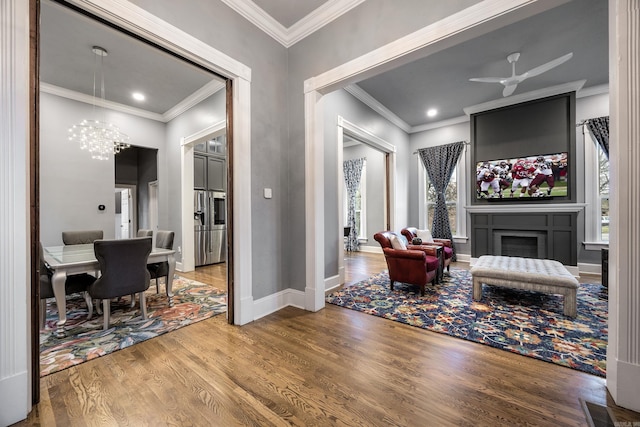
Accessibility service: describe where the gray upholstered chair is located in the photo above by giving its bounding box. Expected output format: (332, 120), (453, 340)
(39, 242), (95, 329)
(88, 237), (152, 330)
(62, 230), (104, 245)
(137, 229), (153, 237)
(147, 230), (175, 293)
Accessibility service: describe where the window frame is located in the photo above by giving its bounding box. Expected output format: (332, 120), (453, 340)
(583, 130), (610, 249)
(343, 159), (367, 241)
(417, 153), (467, 240)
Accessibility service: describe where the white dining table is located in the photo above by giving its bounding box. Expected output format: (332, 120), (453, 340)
(43, 243), (176, 337)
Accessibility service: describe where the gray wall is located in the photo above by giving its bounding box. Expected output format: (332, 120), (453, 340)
(323, 89), (410, 278)
(131, 0), (290, 300)
(288, 0), (480, 288)
(40, 92), (165, 246)
(129, 0), (474, 293)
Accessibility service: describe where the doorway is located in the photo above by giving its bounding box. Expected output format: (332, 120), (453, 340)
(337, 117), (396, 286)
(115, 186), (136, 239)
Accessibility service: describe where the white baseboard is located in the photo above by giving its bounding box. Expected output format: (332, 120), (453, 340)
(455, 253), (471, 263)
(578, 262), (603, 275)
(176, 261), (183, 272)
(0, 371), (29, 426)
(325, 273), (342, 293)
(358, 245), (382, 254)
(252, 288), (305, 321)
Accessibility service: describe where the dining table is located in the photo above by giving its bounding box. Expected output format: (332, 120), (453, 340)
(43, 243), (176, 337)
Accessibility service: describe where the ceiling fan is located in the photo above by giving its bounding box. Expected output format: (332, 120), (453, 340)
(469, 52), (573, 97)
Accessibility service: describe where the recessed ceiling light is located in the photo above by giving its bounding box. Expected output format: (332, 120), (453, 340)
(132, 92), (145, 101)
(427, 108), (438, 117)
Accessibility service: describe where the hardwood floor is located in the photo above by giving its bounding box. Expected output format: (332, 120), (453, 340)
(20, 253), (640, 426)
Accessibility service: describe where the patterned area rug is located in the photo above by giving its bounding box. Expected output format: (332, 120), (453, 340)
(40, 277), (226, 377)
(326, 269), (608, 377)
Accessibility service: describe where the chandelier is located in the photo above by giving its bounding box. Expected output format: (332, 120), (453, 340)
(68, 46), (130, 160)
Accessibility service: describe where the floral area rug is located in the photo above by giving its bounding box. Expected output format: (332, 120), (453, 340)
(326, 269), (608, 377)
(40, 276), (226, 377)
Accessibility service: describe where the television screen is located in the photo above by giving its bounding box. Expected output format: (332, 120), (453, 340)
(475, 152), (568, 200)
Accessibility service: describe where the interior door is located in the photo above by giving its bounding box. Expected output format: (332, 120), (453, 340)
(121, 189), (130, 238)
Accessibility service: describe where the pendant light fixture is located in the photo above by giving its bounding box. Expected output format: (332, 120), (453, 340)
(68, 46), (130, 160)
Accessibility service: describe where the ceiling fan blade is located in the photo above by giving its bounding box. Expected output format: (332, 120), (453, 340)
(503, 84), (518, 97)
(522, 52), (573, 79)
(469, 77), (506, 83)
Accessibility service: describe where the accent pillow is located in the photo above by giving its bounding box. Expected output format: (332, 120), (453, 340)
(389, 234), (407, 250)
(416, 229), (435, 243)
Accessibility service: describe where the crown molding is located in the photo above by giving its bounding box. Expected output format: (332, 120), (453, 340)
(345, 79), (604, 136)
(463, 80), (587, 116)
(344, 84), (411, 133)
(40, 82), (165, 121)
(163, 80), (226, 121)
(219, 0), (289, 46)
(287, 0), (366, 47)
(40, 80), (225, 123)
(577, 83), (609, 98)
(411, 115), (470, 133)
(221, 0), (365, 48)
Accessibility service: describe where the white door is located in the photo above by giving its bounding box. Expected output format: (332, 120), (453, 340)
(149, 181), (158, 245)
(121, 189), (130, 238)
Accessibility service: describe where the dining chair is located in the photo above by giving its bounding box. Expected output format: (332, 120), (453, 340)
(88, 237), (152, 330)
(39, 242), (95, 329)
(137, 229), (153, 237)
(147, 230), (175, 293)
(62, 230), (104, 245)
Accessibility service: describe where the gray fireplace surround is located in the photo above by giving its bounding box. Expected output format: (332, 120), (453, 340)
(468, 205), (582, 266)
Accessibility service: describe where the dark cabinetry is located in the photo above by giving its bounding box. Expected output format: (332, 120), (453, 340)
(194, 135), (226, 191)
(207, 157), (225, 191)
(194, 154), (207, 189)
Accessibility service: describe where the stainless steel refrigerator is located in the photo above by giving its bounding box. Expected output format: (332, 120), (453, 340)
(194, 190), (226, 266)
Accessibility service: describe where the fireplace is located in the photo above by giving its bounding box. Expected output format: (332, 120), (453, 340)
(493, 230), (546, 258)
(469, 210), (579, 265)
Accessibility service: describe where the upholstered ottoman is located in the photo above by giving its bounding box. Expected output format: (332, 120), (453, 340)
(470, 255), (579, 317)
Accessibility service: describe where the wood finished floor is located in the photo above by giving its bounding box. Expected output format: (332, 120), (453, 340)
(21, 252), (640, 426)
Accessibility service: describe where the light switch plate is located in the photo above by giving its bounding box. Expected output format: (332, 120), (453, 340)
(264, 188), (272, 199)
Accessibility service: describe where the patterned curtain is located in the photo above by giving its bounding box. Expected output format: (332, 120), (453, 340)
(586, 116), (609, 159)
(417, 141), (465, 260)
(343, 157), (365, 251)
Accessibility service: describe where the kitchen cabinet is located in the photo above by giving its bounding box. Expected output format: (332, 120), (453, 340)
(207, 157), (225, 191)
(194, 154), (206, 190)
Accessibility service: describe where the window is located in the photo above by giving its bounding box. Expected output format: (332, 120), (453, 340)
(423, 166), (458, 235)
(344, 160), (367, 239)
(584, 131), (609, 246)
(597, 143), (609, 241)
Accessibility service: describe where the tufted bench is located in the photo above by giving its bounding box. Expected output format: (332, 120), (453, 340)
(470, 255), (579, 317)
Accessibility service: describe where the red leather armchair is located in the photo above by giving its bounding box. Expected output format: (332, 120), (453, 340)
(373, 231), (440, 296)
(401, 227), (453, 274)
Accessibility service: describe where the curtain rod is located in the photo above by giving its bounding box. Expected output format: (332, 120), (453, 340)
(412, 141), (470, 155)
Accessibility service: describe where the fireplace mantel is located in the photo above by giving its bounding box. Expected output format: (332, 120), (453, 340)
(466, 203), (586, 214)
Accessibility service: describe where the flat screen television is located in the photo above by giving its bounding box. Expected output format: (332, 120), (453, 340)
(471, 92), (576, 203)
(475, 152), (568, 200)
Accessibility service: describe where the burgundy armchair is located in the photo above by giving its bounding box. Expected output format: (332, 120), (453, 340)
(401, 227), (453, 274)
(373, 231), (440, 296)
